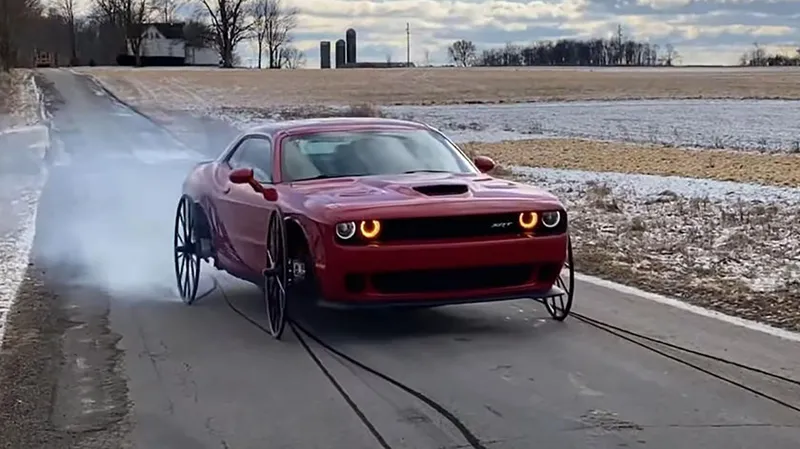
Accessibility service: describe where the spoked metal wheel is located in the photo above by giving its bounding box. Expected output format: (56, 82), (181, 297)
(263, 208), (288, 339)
(174, 196), (201, 304)
(546, 235), (574, 321)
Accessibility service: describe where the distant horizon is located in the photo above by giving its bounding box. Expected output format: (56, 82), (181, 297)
(73, 0), (800, 68)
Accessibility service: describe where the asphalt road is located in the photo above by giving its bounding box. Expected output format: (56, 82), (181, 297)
(13, 68), (800, 449)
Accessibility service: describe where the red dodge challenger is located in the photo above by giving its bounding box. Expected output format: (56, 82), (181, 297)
(174, 117), (574, 339)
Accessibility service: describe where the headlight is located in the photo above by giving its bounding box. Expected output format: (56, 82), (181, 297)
(542, 211), (561, 228)
(335, 221), (356, 240)
(518, 212), (538, 230)
(359, 220), (381, 239)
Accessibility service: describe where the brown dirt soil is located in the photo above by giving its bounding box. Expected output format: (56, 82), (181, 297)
(80, 67), (800, 106)
(464, 139), (800, 188)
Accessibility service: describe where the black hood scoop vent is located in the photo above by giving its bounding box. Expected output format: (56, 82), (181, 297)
(412, 184), (469, 196)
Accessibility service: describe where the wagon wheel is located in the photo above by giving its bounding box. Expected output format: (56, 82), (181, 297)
(174, 196), (201, 305)
(263, 208), (288, 339)
(546, 235), (574, 321)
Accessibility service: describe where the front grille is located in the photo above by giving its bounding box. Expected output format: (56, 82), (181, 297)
(380, 213), (522, 242)
(370, 264), (534, 294)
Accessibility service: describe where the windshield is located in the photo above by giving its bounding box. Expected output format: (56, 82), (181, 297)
(279, 129), (477, 182)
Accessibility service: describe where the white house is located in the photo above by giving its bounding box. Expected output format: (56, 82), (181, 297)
(128, 23), (218, 66)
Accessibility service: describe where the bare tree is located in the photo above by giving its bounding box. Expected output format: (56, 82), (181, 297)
(662, 43), (679, 66)
(94, 0), (149, 66)
(1, 0), (43, 69)
(150, 0), (183, 22)
(447, 39), (476, 67)
(250, 0), (266, 68)
(251, 0), (296, 69)
(422, 48), (430, 66)
(58, 0), (78, 64)
(200, 0), (253, 67)
(385, 52), (391, 64)
(279, 45), (304, 69)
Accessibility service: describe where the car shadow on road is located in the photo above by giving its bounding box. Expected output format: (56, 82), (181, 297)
(213, 274), (568, 345)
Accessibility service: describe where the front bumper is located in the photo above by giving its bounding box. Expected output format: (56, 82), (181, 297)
(314, 233), (569, 306)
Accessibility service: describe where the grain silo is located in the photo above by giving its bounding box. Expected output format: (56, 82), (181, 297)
(320, 41), (331, 69)
(335, 39), (346, 68)
(345, 28), (357, 65)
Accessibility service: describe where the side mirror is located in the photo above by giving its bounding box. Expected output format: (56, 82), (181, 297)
(228, 167), (278, 202)
(229, 167), (254, 184)
(473, 155), (496, 173)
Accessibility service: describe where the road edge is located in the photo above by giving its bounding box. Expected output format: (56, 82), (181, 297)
(0, 71), (51, 349)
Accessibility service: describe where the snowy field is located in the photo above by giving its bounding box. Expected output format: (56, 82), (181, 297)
(215, 99), (800, 152)
(384, 100), (800, 152)
(0, 71), (47, 347)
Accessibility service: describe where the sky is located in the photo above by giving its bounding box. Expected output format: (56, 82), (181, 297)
(244, 0), (800, 68)
(77, 0), (800, 67)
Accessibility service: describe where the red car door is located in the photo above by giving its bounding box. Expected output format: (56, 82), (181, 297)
(210, 135), (275, 281)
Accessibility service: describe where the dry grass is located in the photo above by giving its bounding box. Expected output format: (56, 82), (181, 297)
(0, 71), (14, 114)
(464, 139), (800, 188)
(0, 70), (38, 130)
(520, 174), (800, 332)
(81, 66), (800, 107)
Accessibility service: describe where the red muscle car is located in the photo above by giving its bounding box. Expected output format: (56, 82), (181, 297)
(173, 117), (575, 339)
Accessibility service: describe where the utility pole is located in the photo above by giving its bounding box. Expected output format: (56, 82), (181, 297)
(406, 22), (410, 67)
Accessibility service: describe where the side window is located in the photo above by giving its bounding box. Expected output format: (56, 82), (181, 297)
(228, 137), (273, 183)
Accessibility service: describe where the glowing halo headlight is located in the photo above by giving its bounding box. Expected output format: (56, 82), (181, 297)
(335, 221), (357, 240)
(542, 211), (561, 228)
(359, 220), (381, 239)
(518, 212), (538, 231)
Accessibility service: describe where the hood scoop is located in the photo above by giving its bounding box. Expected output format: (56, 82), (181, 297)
(412, 184), (469, 196)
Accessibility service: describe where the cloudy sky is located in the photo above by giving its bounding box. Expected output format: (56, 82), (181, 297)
(236, 0), (797, 68)
(75, 0), (798, 67)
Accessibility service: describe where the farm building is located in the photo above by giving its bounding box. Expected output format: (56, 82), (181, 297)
(122, 23), (218, 66)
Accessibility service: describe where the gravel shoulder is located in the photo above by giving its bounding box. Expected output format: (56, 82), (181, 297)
(0, 70), (40, 130)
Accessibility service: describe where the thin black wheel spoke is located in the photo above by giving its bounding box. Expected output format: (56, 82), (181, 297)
(174, 197), (202, 305)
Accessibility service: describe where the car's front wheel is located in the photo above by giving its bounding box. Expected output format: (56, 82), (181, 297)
(263, 208), (289, 339)
(545, 235), (574, 321)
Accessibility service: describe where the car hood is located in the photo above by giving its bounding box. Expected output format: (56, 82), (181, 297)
(287, 172), (564, 222)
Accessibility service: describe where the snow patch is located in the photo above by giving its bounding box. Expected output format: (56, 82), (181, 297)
(513, 165), (800, 302)
(382, 100), (800, 153)
(0, 73), (49, 349)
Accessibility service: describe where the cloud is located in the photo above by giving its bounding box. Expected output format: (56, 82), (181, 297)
(97, 0), (798, 67)
(272, 0), (799, 67)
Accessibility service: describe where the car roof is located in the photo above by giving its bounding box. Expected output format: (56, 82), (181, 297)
(247, 116), (432, 135)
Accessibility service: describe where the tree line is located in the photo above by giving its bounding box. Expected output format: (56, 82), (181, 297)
(739, 42), (800, 66)
(0, 0), (303, 71)
(447, 27), (681, 67)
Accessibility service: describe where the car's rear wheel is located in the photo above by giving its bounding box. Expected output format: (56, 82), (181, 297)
(263, 208), (288, 339)
(174, 196), (201, 305)
(546, 235), (574, 321)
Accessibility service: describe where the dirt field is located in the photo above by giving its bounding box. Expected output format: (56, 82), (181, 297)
(81, 66), (800, 106)
(464, 139), (800, 188)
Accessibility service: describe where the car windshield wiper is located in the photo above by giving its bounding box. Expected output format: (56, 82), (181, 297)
(402, 169), (454, 174)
